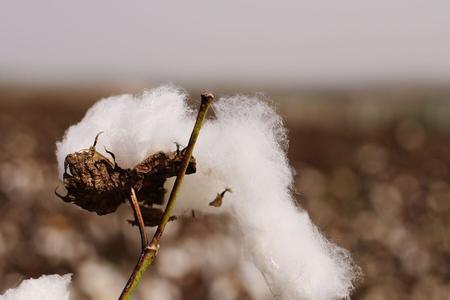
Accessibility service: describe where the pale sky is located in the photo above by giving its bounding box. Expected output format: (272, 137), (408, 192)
(1, 0), (450, 86)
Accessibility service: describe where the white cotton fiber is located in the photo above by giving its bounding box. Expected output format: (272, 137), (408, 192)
(0, 274), (71, 300)
(56, 85), (360, 300)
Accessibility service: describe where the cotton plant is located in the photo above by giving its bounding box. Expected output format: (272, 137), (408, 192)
(3, 86), (360, 300)
(0, 274), (71, 300)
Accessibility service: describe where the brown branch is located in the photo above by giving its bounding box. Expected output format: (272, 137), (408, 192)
(128, 188), (148, 250)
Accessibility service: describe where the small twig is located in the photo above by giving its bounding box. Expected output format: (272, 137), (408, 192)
(129, 188), (148, 250)
(118, 92), (214, 300)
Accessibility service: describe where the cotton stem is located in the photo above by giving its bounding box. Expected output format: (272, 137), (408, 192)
(118, 92), (214, 300)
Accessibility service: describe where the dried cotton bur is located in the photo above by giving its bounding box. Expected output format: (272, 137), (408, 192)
(56, 86), (361, 300)
(56, 132), (196, 225)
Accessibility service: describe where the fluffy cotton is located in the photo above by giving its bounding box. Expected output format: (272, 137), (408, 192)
(56, 85), (359, 300)
(0, 274), (71, 300)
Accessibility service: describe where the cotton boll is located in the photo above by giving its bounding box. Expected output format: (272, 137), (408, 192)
(238, 260), (272, 300)
(0, 274), (71, 300)
(34, 226), (91, 262)
(157, 234), (240, 279)
(138, 278), (181, 300)
(56, 86), (360, 300)
(56, 86), (193, 176)
(78, 259), (125, 300)
(209, 275), (239, 300)
(176, 96), (359, 299)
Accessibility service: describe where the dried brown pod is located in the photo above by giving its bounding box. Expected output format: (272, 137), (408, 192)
(128, 206), (164, 227)
(134, 148), (196, 206)
(56, 133), (196, 219)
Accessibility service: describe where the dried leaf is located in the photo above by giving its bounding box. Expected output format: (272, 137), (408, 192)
(209, 188), (232, 207)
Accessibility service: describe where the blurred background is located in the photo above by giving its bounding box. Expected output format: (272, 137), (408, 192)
(0, 1), (449, 299)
